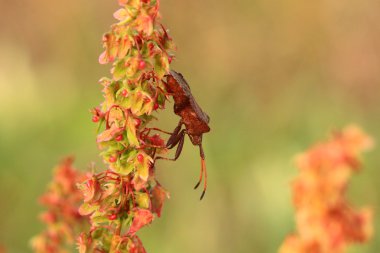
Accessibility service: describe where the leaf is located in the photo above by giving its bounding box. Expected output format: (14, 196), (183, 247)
(112, 149), (137, 175)
(101, 182), (117, 199)
(128, 235), (147, 253)
(128, 209), (153, 235)
(100, 33), (118, 64)
(126, 120), (140, 147)
(108, 108), (126, 128)
(154, 54), (169, 79)
(112, 59), (127, 81)
(125, 0), (140, 17)
(118, 36), (132, 58)
(164, 38), (176, 52)
(91, 211), (111, 226)
(97, 126), (124, 143)
(125, 57), (139, 80)
(78, 178), (100, 202)
(151, 184), (169, 217)
(118, 0), (128, 6)
(135, 152), (152, 181)
(110, 234), (123, 253)
(78, 202), (97, 216)
(132, 174), (147, 192)
(135, 192), (150, 209)
(106, 33), (119, 61)
(99, 77), (112, 87)
(114, 8), (128, 21)
(77, 233), (90, 253)
(130, 92), (144, 115)
(136, 162), (149, 182)
(135, 12), (153, 36)
(101, 79), (116, 109)
(139, 99), (153, 115)
(117, 162), (134, 176)
(99, 51), (109, 65)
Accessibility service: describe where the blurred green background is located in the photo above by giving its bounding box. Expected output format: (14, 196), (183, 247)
(0, 0), (379, 252)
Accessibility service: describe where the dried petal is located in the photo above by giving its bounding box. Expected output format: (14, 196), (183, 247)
(114, 8), (128, 21)
(97, 126), (124, 143)
(129, 209), (154, 235)
(151, 184), (169, 217)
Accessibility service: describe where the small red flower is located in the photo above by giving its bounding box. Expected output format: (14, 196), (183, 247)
(115, 135), (123, 141)
(138, 60), (146, 70)
(109, 156), (117, 163)
(92, 115), (100, 123)
(135, 118), (142, 128)
(137, 154), (144, 163)
(108, 214), (117, 220)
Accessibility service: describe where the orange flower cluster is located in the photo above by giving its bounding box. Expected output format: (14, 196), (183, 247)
(31, 158), (88, 253)
(77, 0), (175, 252)
(279, 126), (374, 253)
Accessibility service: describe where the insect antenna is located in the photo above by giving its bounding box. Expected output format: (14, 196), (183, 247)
(194, 144), (207, 200)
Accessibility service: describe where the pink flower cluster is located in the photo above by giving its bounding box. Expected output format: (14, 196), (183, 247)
(279, 126), (374, 253)
(77, 0), (175, 252)
(31, 158), (88, 253)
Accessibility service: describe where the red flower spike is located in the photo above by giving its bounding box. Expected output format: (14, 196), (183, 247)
(115, 135), (123, 141)
(137, 154), (144, 163)
(168, 56), (173, 64)
(92, 115), (100, 123)
(66, 0), (177, 251)
(138, 60), (146, 70)
(109, 156), (117, 163)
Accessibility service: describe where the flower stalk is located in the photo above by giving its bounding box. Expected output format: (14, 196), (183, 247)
(78, 0), (175, 252)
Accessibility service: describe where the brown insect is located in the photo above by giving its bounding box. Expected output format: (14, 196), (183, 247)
(155, 70), (211, 200)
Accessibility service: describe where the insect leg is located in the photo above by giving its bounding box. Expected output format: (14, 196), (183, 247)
(146, 127), (173, 136)
(166, 121), (183, 149)
(174, 130), (186, 160)
(155, 129), (186, 162)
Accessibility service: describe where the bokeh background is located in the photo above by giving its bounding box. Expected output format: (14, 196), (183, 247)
(0, 0), (379, 252)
